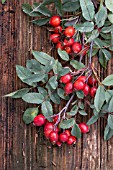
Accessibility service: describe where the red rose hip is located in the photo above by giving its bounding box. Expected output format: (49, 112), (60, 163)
(88, 76), (97, 86)
(49, 131), (58, 143)
(72, 42), (82, 53)
(50, 34), (60, 43)
(90, 86), (97, 97)
(67, 136), (76, 145)
(49, 16), (60, 27)
(77, 76), (86, 82)
(79, 123), (89, 133)
(64, 46), (72, 54)
(64, 82), (73, 94)
(83, 84), (90, 96)
(44, 122), (54, 139)
(57, 141), (62, 147)
(64, 26), (75, 37)
(65, 129), (71, 137)
(56, 42), (64, 50)
(54, 26), (62, 33)
(60, 73), (72, 84)
(74, 80), (85, 91)
(64, 38), (74, 46)
(53, 115), (59, 123)
(33, 114), (45, 126)
(59, 133), (68, 142)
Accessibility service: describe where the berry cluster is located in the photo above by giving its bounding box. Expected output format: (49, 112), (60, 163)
(33, 114), (89, 147)
(60, 73), (97, 98)
(49, 16), (87, 55)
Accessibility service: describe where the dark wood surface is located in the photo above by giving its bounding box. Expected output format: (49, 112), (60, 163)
(1, 1), (113, 170)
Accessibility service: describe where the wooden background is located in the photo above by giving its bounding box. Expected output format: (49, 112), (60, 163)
(1, 0), (113, 170)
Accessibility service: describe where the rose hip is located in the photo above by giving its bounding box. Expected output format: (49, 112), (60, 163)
(74, 80), (85, 91)
(67, 136), (76, 145)
(49, 16), (60, 27)
(64, 82), (73, 94)
(59, 133), (68, 142)
(72, 42), (82, 53)
(83, 84), (90, 96)
(79, 123), (89, 133)
(60, 73), (72, 84)
(33, 114), (45, 126)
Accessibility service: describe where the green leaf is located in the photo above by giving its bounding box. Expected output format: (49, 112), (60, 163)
(105, 91), (111, 103)
(59, 67), (70, 76)
(58, 48), (69, 61)
(94, 85), (105, 112)
(44, 58), (55, 73)
(32, 18), (50, 26)
(32, 3), (52, 17)
(2, 0), (6, 4)
(49, 76), (58, 89)
(108, 97), (113, 113)
(93, 108), (99, 116)
(68, 105), (78, 116)
(22, 4), (41, 17)
(32, 51), (51, 65)
(22, 93), (44, 104)
(38, 87), (48, 97)
(102, 49), (111, 60)
(102, 74), (113, 86)
(57, 88), (69, 100)
(41, 101), (53, 122)
(71, 123), (81, 138)
(70, 60), (85, 70)
(99, 50), (107, 68)
(87, 29), (99, 43)
(107, 90), (113, 96)
(87, 115), (99, 125)
(26, 59), (41, 73)
(59, 118), (75, 129)
(4, 88), (29, 98)
(79, 0), (95, 21)
(23, 73), (45, 83)
(76, 90), (84, 99)
(54, 0), (62, 16)
(108, 114), (113, 129)
(79, 110), (87, 115)
(95, 5), (107, 28)
(16, 65), (36, 86)
(101, 25), (113, 33)
(75, 22), (94, 32)
(23, 108), (38, 124)
(53, 60), (62, 75)
(105, 0), (113, 12)
(42, 0), (54, 5)
(94, 38), (107, 48)
(49, 90), (61, 104)
(104, 125), (113, 140)
(79, 102), (84, 109)
(109, 31), (113, 51)
(62, 1), (80, 12)
(108, 14), (113, 24)
(101, 103), (109, 114)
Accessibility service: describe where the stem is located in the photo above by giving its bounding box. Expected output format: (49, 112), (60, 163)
(46, 94), (75, 129)
(89, 41), (94, 65)
(79, 33), (84, 62)
(55, 94), (75, 126)
(91, 64), (102, 85)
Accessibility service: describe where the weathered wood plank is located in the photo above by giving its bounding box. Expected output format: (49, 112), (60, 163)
(1, 1), (113, 170)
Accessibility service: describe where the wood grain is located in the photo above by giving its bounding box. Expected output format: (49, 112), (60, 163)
(0, 1), (113, 170)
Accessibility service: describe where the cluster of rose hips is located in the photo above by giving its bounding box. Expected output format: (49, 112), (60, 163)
(60, 73), (97, 97)
(49, 16), (87, 55)
(33, 114), (89, 147)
